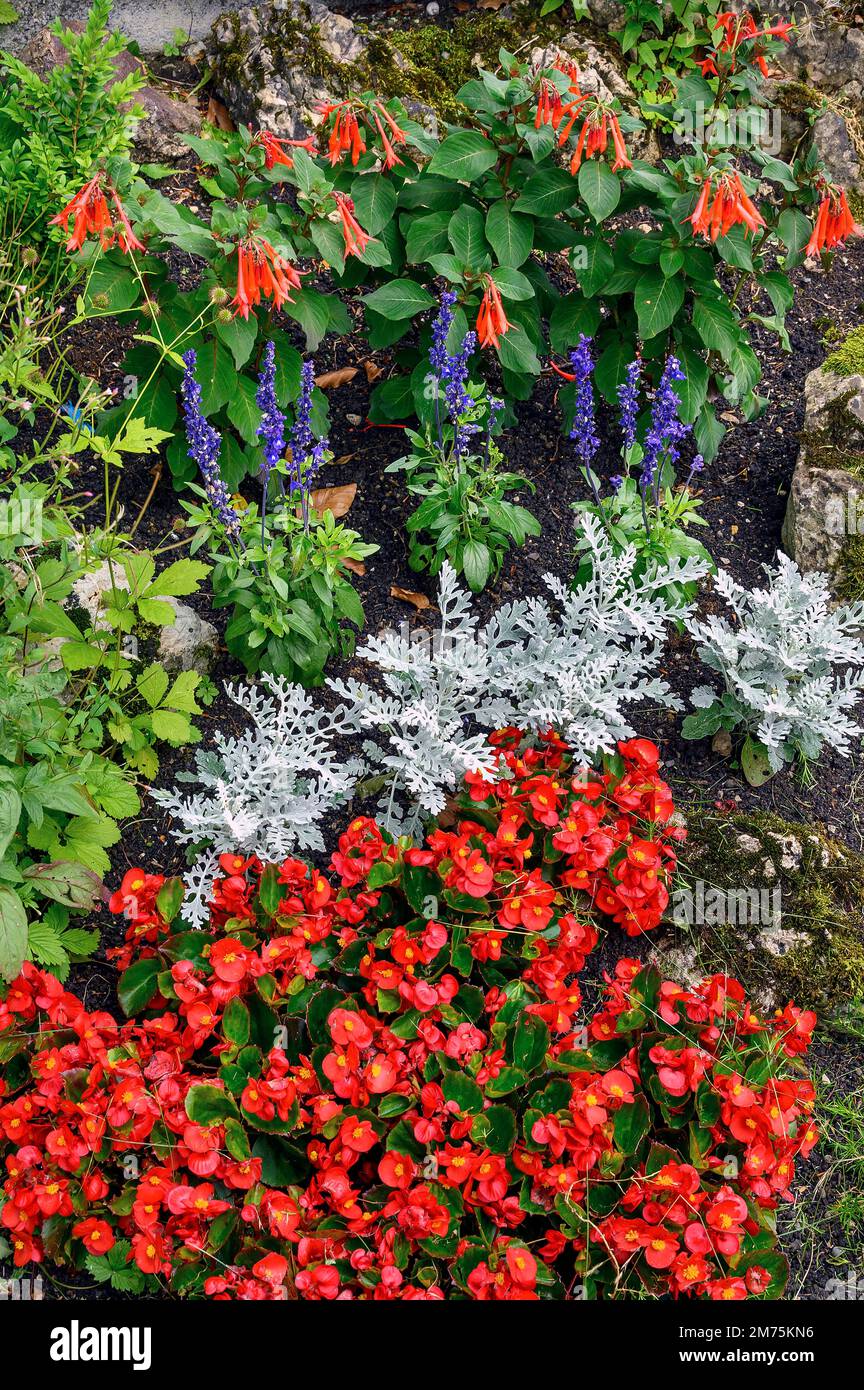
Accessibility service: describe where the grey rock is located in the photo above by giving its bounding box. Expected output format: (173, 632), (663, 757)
(585, 0), (629, 28)
(735, 833), (762, 855)
(810, 109), (863, 194)
(70, 561), (218, 673)
(3, 1), (224, 56)
(651, 938), (704, 990)
(766, 831), (803, 871)
(775, 2), (864, 102)
(756, 919), (809, 958)
(71, 561), (129, 631)
(209, 2), (366, 138)
(158, 602), (219, 674)
(782, 366), (864, 579)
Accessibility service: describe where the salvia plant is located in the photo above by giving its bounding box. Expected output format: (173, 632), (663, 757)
(386, 291), (540, 591)
(683, 554), (864, 783)
(568, 335), (713, 595)
(181, 347), (377, 685)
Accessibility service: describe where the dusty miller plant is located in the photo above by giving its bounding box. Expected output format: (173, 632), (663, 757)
(330, 515), (708, 830)
(157, 517), (709, 909)
(151, 676), (363, 926)
(683, 553), (864, 778)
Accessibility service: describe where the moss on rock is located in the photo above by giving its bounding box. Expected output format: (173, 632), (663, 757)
(825, 325), (864, 379)
(211, 1), (630, 128)
(656, 809), (864, 1013)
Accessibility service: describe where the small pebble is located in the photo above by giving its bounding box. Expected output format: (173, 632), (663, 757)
(426, 1), (440, 13)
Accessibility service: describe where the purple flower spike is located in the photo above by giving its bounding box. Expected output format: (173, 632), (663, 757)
(427, 291), (481, 461)
(639, 354), (689, 492)
(568, 334), (599, 467)
(617, 359), (642, 452)
(289, 359), (330, 530)
(256, 340), (286, 486)
(181, 349), (242, 546)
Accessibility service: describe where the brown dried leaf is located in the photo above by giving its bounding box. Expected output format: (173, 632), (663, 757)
(206, 97), (235, 131)
(315, 366), (359, 389)
(343, 557), (366, 576)
(310, 483), (357, 518)
(390, 585), (432, 611)
(363, 360), (383, 383)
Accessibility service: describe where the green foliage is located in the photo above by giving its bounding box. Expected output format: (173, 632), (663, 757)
(0, 0), (143, 248)
(388, 415), (540, 593)
(0, 491), (208, 980)
(614, 0), (720, 111)
(186, 488), (377, 686)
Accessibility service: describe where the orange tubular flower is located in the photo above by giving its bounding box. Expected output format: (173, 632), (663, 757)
(372, 100), (407, 160)
(535, 78), (565, 130)
(476, 276), (510, 350)
(708, 11), (793, 78)
(563, 105), (631, 174)
(332, 191), (370, 257)
(371, 110), (403, 170)
(319, 97), (406, 170)
(51, 174), (144, 254)
(231, 235), (304, 319)
(806, 186), (862, 256)
(320, 100), (367, 166)
(688, 171), (765, 242)
(253, 129), (316, 170)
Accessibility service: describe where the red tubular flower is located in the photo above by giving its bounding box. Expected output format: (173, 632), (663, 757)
(320, 99), (366, 165)
(51, 174), (144, 254)
(371, 100), (407, 168)
(806, 186), (862, 256)
(476, 275), (510, 350)
(253, 129), (316, 169)
(688, 171), (765, 242)
(320, 97), (407, 168)
(535, 78), (565, 129)
(707, 12), (793, 78)
(332, 191), (370, 257)
(562, 103), (631, 174)
(231, 234), (304, 318)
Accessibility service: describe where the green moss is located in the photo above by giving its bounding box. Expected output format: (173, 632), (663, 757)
(848, 189), (864, 224)
(773, 78), (827, 117)
(215, 2), (604, 123)
(825, 325), (864, 379)
(834, 533), (864, 602)
(356, 6), (584, 121)
(674, 809), (864, 1012)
